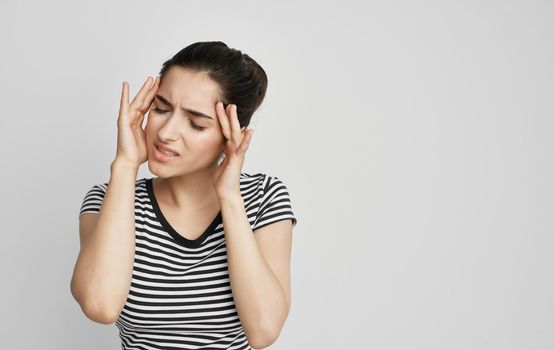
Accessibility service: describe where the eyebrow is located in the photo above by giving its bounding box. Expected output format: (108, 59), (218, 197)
(154, 94), (214, 120)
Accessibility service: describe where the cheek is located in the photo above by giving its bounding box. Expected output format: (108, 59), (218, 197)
(144, 115), (175, 136)
(195, 133), (225, 152)
(144, 122), (155, 141)
(144, 115), (157, 131)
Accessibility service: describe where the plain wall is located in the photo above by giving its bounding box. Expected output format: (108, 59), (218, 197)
(1, 0), (553, 348)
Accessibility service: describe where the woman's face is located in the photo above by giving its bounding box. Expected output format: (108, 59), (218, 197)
(145, 66), (226, 177)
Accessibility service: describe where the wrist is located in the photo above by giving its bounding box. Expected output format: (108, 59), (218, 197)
(111, 158), (140, 174)
(217, 190), (243, 204)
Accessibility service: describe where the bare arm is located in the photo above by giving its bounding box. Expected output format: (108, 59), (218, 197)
(70, 159), (138, 324)
(220, 194), (291, 349)
(71, 76), (159, 323)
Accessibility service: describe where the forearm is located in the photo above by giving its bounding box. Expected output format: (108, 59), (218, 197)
(219, 193), (288, 345)
(72, 159), (138, 319)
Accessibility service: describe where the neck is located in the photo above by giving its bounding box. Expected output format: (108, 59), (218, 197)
(153, 167), (220, 211)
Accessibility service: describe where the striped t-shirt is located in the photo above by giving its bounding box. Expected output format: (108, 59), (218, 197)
(78, 172), (298, 350)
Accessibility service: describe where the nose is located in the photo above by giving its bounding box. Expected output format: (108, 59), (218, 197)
(157, 111), (182, 141)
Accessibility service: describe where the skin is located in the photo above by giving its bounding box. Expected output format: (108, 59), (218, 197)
(118, 67), (291, 347)
(143, 66), (252, 210)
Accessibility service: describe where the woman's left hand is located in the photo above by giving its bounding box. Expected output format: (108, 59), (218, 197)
(212, 102), (254, 200)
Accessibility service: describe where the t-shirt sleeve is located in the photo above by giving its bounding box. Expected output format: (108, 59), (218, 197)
(79, 183), (108, 217)
(253, 176), (298, 231)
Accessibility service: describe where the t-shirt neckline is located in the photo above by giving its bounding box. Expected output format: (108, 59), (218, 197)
(145, 177), (222, 248)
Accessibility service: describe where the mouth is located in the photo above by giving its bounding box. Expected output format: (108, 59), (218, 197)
(153, 144), (179, 161)
(154, 142), (180, 155)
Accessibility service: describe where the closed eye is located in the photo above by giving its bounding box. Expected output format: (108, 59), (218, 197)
(189, 121), (206, 131)
(153, 107), (168, 114)
(152, 107), (207, 132)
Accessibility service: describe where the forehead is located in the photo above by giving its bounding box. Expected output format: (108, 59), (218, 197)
(158, 66), (221, 106)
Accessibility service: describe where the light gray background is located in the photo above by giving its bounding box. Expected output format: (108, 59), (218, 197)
(1, 0), (553, 349)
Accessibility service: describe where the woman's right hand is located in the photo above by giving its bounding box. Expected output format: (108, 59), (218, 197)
(114, 76), (160, 168)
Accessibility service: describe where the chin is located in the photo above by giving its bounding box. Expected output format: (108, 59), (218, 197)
(147, 158), (166, 178)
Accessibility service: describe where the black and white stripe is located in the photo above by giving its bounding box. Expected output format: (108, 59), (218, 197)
(78, 173), (297, 349)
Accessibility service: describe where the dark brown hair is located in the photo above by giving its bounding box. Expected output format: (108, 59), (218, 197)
(159, 41), (268, 128)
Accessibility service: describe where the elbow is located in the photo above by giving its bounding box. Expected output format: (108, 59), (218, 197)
(247, 321), (281, 349)
(83, 307), (116, 324)
(248, 302), (290, 349)
(78, 296), (119, 325)
(82, 303), (118, 324)
(70, 280), (119, 324)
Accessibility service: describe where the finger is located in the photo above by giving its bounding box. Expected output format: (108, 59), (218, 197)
(134, 113), (145, 129)
(140, 75), (160, 112)
(238, 128), (253, 154)
(130, 76), (154, 110)
(227, 104), (241, 145)
(216, 101), (232, 142)
(134, 115), (145, 138)
(120, 81), (129, 116)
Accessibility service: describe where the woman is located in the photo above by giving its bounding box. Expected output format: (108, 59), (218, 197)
(71, 41), (298, 349)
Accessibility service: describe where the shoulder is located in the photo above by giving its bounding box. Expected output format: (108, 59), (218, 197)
(240, 172), (283, 190)
(240, 172), (266, 192)
(82, 177), (148, 197)
(240, 172), (294, 198)
(247, 172), (298, 230)
(84, 181), (109, 195)
(240, 172), (266, 182)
